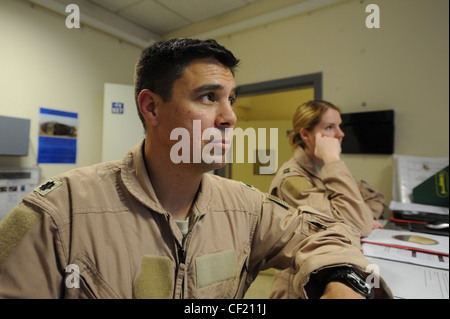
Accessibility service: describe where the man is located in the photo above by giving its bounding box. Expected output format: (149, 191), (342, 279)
(0, 38), (391, 299)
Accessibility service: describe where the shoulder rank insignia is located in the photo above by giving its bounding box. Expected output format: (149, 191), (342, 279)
(34, 179), (62, 196)
(264, 194), (297, 213)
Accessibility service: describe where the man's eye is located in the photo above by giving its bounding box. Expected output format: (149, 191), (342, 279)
(229, 97), (236, 106)
(200, 93), (215, 102)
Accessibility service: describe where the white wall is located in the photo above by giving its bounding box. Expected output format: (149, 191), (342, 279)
(0, 0), (141, 181)
(102, 83), (145, 162)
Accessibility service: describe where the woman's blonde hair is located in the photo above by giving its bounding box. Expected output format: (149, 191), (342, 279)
(289, 100), (341, 149)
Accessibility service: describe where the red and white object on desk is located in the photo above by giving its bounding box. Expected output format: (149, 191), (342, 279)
(361, 228), (449, 256)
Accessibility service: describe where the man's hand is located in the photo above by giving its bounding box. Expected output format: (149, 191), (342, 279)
(320, 281), (366, 299)
(314, 133), (341, 165)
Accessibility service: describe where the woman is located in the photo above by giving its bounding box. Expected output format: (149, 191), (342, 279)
(269, 100), (385, 298)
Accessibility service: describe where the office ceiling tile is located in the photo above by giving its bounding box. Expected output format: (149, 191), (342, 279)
(89, 0), (141, 12)
(157, 0), (248, 23)
(119, 0), (191, 34)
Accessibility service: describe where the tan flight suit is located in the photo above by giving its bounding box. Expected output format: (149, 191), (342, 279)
(0, 140), (391, 299)
(269, 147), (385, 299)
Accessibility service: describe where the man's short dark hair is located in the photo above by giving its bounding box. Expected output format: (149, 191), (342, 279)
(134, 38), (240, 127)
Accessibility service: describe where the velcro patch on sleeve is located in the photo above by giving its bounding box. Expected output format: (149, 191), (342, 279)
(196, 250), (237, 288)
(281, 176), (312, 199)
(0, 206), (42, 268)
(134, 256), (173, 299)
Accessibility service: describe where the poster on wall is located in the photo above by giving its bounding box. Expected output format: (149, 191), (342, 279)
(37, 107), (78, 164)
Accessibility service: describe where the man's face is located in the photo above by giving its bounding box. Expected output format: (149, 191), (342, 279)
(155, 58), (237, 171)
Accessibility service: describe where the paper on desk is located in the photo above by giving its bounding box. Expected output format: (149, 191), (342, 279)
(366, 256), (449, 299)
(362, 243), (449, 270)
(361, 229), (449, 256)
(389, 200), (449, 215)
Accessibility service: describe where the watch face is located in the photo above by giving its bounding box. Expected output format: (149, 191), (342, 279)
(345, 272), (374, 298)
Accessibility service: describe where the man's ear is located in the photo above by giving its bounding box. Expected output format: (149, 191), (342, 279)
(138, 89), (159, 127)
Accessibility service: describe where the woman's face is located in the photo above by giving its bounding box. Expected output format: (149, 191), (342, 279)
(303, 108), (345, 151)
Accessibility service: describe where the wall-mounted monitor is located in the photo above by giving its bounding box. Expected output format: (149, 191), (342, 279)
(341, 110), (394, 154)
(0, 115), (31, 156)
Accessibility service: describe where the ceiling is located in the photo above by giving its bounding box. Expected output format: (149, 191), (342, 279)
(85, 0), (263, 35)
(27, 0), (346, 48)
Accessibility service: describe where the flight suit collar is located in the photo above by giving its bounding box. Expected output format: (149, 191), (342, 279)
(194, 173), (213, 218)
(121, 139), (166, 215)
(121, 139), (212, 218)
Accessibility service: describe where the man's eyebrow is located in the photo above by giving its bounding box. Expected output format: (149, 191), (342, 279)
(193, 84), (223, 94)
(193, 84), (238, 96)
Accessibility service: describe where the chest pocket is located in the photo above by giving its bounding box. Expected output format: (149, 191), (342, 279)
(65, 254), (121, 299)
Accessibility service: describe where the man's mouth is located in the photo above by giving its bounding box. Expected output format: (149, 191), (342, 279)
(207, 138), (231, 151)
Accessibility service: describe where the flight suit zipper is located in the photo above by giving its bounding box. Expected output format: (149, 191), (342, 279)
(177, 235), (187, 264)
(177, 215), (200, 264)
(169, 212), (202, 298)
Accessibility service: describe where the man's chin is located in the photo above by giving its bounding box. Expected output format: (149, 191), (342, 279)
(201, 156), (227, 172)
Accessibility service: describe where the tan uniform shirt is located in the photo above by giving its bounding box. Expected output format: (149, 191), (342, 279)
(269, 147), (385, 298)
(0, 140), (391, 299)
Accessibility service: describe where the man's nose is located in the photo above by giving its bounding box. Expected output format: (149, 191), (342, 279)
(216, 102), (237, 128)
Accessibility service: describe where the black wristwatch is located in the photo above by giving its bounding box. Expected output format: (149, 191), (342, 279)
(323, 267), (375, 299)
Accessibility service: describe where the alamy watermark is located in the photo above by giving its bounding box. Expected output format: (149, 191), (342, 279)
(65, 3), (380, 30)
(65, 264), (80, 288)
(365, 263), (380, 288)
(170, 120), (278, 174)
(365, 4), (380, 29)
(65, 4), (80, 29)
